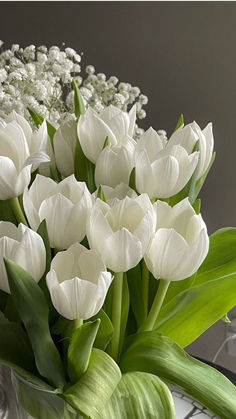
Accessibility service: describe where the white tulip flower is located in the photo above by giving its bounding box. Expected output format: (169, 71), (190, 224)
(54, 120), (78, 177)
(23, 174), (93, 249)
(95, 141), (135, 188)
(168, 121), (214, 179)
(0, 222), (46, 293)
(93, 183), (137, 205)
(0, 116), (50, 200)
(77, 105), (136, 164)
(46, 243), (113, 320)
(145, 198), (209, 281)
(87, 194), (155, 272)
(135, 127), (199, 199)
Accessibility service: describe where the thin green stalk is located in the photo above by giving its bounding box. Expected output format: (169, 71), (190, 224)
(10, 197), (28, 225)
(139, 279), (170, 332)
(142, 260), (149, 319)
(109, 272), (123, 361)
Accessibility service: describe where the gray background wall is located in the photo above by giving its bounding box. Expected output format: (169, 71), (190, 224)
(1, 1), (236, 372)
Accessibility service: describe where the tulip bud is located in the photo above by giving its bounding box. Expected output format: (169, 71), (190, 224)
(134, 127), (199, 199)
(0, 221), (46, 293)
(23, 174), (93, 249)
(168, 121), (214, 179)
(87, 194), (155, 272)
(145, 198), (209, 281)
(77, 105), (136, 164)
(54, 120), (78, 177)
(46, 243), (113, 320)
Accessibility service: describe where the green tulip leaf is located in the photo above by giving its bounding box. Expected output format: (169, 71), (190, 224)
(27, 107), (56, 143)
(156, 272), (236, 347)
(68, 319), (100, 383)
(4, 258), (65, 388)
(74, 137), (96, 193)
(120, 332), (236, 419)
(195, 227), (236, 285)
(0, 199), (17, 224)
(127, 264), (146, 328)
(174, 113), (184, 131)
(89, 309), (114, 350)
(97, 185), (107, 202)
(64, 348), (121, 418)
(100, 371), (175, 419)
(72, 80), (85, 118)
(119, 274), (130, 357)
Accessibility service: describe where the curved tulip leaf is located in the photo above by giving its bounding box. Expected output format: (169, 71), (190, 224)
(119, 275), (130, 357)
(163, 273), (196, 306)
(174, 113), (184, 131)
(64, 348), (121, 418)
(120, 332), (236, 419)
(129, 167), (137, 192)
(100, 371), (175, 419)
(156, 272), (236, 347)
(68, 319), (100, 383)
(89, 309), (114, 350)
(195, 227), (236, 285)
(27, 107), (56, 142)
(14, 373), (75, 419)
(0, 199), (17, 224)
(4, 258), (65, 389)
(72, 80), (85, 118)
(37, 219), (51, 276)
(74, 138), (96, 193)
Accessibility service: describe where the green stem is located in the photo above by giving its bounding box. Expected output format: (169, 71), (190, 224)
(142, 260), (149, 319)
(139, 279), (170, 332)
(74, 318), (83, 329)
(109, 272), (123, 361)
(10, 197), (28, 225)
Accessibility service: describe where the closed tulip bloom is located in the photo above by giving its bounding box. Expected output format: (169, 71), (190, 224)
(135, 127), (199, 200)
(87, 194), (155, 272)
(167, 121), (214, 179)
(0, 221), (46, 293)
(0, 117), (50, 199)
(46, 243), (113, 320)
(54, 120), (78, 177)
(23, 174), (93, 249)
(95, 140), (135, 188)
(77, 105), (136, 164)
(145, 198), (209, 281)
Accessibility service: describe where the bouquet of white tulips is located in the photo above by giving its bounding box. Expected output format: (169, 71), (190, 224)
(0, 78), (236, 419)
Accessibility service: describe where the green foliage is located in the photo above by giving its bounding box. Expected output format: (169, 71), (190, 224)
(121, 332), (236, 419)
(67, 320), (100, 383)
(89, 309), (114, 350)
(156, 272), (236, 347)
(174, 113), (184, 131)
(97, 185), (107, 202)
(100, 371), (175, 419)
(74, 138), (96, 193)
(64, 349), (121, 418)
(72, 80), (85, 118)
(4, 258), (65, 388)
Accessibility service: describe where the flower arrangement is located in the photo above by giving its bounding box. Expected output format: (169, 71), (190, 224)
(0, 42), (236, 419)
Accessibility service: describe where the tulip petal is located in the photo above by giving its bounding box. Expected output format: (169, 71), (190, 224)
(133, 211), (154, 253)
(168, 125), (198, 154)
(24, 150), (50, 171)
(6, 111), (33, 148)
(135, 150), (156, 198)
(77, 107), (117, 163)
(39, 193), (74, 249)
(151, 155), (179, 198)
(54, 121), (78, 177)
(145, 228), (189, 281)
(137, 127), (165, 162)
(78, 249), (106, 284)
(0, 236), (19, 293)
(0, 156), (18, 199)
(87, 205), (113, 252)
(95, 146), (133, 188)
(201, 122), (214, 179)
(0, 221), (20, 241)
(128, 105), (136, 138)
(103, 228), (143, 272)
(14, 227), (46, 282)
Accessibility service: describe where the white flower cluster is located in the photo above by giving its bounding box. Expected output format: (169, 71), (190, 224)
(0, 42), (148, 138)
